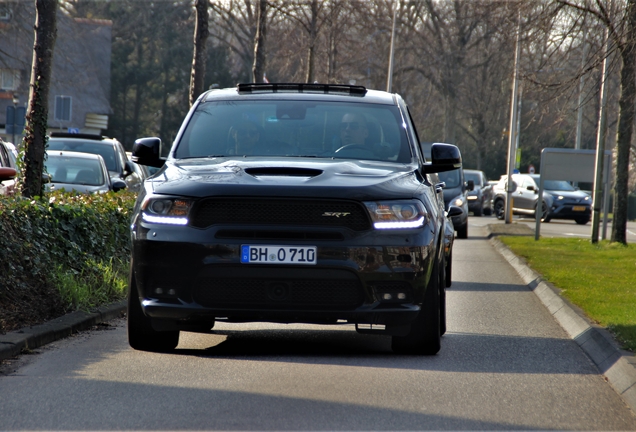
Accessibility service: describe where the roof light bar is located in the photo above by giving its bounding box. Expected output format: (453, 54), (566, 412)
(237, 83), (367, 96)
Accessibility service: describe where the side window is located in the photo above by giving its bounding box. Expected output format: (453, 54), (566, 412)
(0, 144), (9, 167)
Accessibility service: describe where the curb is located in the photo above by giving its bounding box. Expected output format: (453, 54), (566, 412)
(487, 225), (636, 413)
(0, 300), (127, 362)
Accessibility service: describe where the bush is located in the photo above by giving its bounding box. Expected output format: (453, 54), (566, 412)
(0, 190), (137, 333)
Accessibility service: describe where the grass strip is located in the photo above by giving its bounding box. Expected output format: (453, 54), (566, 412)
(499, 236), (636, 352)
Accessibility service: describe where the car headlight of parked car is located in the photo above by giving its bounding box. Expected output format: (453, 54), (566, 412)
(451, 195), (465, 207)
(364, 200), (428, 229)
(141, 196), (193, 225)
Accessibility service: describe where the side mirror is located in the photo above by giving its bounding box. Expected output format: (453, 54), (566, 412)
(466, 180), (475, 191)
(422, 143), (462, 173)
(111, 178), (127, 192)
(124, 160), (135, 177)
(42, 172), (52, 184)
(447, 206), (463, 218)
(132, 137), (165, 169)
(0, 167), (17, 181)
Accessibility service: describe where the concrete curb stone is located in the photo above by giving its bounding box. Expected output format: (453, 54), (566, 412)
(486, 223), (636, 413)
(0, 300), (127, 361)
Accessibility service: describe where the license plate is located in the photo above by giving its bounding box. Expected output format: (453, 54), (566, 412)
(572, 206), (586, 211)
(241, 245), (317, 265)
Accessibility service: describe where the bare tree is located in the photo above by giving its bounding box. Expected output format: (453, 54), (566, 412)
(190, 0), (210, 106)
(21, 0), (58, 198)
(557, 0), (636, 244)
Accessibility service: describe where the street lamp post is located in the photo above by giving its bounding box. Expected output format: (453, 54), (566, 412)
(11, 95), (19, 146)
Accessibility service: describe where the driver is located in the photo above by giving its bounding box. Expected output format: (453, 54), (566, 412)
(339, 113), (369, 147)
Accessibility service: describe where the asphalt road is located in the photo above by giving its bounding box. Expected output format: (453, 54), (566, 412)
(0, 224), (635, 430)
(472, 213), (636, 243)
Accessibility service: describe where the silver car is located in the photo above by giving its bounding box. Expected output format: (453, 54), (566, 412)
(45, 150), (126, 194)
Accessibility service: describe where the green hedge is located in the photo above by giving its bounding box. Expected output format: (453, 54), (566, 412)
(0, 190), (138, 333)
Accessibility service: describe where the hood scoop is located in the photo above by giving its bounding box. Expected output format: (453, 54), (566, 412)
(244, 167), (323, 177)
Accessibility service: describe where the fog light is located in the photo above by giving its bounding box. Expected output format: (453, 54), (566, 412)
(155, 288), (164, 295)
(383, 293), (393, 300)
(397, 293), (406, 300)
(168, 289), (176, 296)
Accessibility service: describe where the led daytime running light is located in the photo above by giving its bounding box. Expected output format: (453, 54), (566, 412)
(374, 216), (425, 229)
(142, 212), (189, 225)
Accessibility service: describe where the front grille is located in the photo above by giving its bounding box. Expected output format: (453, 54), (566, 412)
(215, 229), (344, 241)
(190, 198), (371, 231)
(193, 278), (364, 310)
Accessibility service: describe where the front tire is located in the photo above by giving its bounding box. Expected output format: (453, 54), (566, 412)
(128, 275), (179, 352)
(494, 199), (505, 220)
(536, 201), (550, 222)
(392, 256), (442, 355)
(456, 222), (468, 239)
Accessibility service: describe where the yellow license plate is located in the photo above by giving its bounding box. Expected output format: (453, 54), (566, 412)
(572, 206), (586, 211)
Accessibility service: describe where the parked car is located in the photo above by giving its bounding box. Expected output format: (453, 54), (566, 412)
(128, 82), (463, 355)
(464, 169), (493, 216)
(493, 174), (592, 224)
(0, 139), (18, 196)
(47, 133), (143, 192)
(44, 150), (126, 194)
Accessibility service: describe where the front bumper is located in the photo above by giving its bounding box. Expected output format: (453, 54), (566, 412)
(131, 219), (437, 329)
(549, 203), (592, 220)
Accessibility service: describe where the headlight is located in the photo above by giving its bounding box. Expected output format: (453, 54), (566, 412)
(452, 195), (465, 207)
(467, 195), (478, 201)
(141, 197), (193, 225)
(364, 200), (428, 229)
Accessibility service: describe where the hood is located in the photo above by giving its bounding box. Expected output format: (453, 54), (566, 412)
(147, 157), (423, 201)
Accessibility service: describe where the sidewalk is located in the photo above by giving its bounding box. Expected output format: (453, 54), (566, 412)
(0, 300), (126, 360)
(485, 222), (636, 413)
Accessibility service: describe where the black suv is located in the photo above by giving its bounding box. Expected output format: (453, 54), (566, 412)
(47, 133), (143, 192)
(128, 83), (462, 355)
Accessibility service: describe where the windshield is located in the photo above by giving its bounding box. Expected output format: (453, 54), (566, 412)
(542, 180), (577, 191)
(45, 155), (105, 186)
(464, 172), (482, 186)
(174, 100), (412, 163)
(47, 140), (119, 173)
(437, 169), (462, 188)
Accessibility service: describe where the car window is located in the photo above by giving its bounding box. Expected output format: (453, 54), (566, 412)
(48, 140), (119, 173)
(0, 143), (11, 168)
(464, 172), (482, 186)
(174, 100), (412, 163)
(45, 155), (105, 185)
(438, 169), (461, 188)
(542, 180), (577, 191)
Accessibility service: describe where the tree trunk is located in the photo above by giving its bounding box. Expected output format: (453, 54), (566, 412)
(190, 0), (209, 106)
(252, 0), (267, 83)
(304, 0), (318, 83)
(612, 0), (636, 244)
(21, 0), (58, 198)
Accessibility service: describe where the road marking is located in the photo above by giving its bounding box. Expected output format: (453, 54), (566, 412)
(564, 233), (588, 237)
